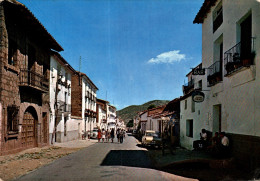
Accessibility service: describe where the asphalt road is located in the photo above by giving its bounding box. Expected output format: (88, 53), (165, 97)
(15, 134), (197, 181)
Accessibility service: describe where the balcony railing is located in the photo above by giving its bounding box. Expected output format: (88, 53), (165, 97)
(19, 69), (49, 91)
(224, 38), (255, 76)
(183, 79), (194, 94)
(207, 61), (222, 87)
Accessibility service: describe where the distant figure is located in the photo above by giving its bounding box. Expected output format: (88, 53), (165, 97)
(111, 128), (115, 143)
(102, 128), (106, 143)
(87, 130), (91, 141)
(119, 129), (124, 143)
(98, 129), (102, 142)
(82, 130), (86, 140)
(116, 128), (120, 143)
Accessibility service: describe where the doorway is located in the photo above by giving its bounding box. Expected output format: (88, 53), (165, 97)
(213, 105), (222, 133)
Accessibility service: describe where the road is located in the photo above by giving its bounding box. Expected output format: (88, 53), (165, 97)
(16, 134), (197, 181)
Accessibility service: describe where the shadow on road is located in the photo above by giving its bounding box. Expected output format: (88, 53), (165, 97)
(100, 150), (152, 169)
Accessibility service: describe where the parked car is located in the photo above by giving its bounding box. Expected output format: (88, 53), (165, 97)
(142, 130), (162, 148)
(90, 128), (98, 139)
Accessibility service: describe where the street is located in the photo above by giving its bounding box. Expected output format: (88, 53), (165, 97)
(15, 135), (196, 181)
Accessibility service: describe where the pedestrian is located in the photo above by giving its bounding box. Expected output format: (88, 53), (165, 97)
(87, 130), (91, 141)
(119, 129), (124, 143)
(102, 128), (106, 143)
(116, 128), (120, 143)
(111, 128), (115, 143)
(82, 130), (86, 140)
(97, 129), (101, 142)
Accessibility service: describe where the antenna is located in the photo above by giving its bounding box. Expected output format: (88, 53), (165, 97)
(79, 56), (82, 72)
(106, 91), (107, 100)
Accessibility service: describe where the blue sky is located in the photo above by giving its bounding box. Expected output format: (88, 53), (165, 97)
(18, 0), (204, 110)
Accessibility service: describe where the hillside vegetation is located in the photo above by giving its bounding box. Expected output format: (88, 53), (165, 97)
(117, 100), (170, 124)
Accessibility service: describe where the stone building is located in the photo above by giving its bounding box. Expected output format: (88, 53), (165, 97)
(0, 0), (63, 155)
(71, 72), (98, 136)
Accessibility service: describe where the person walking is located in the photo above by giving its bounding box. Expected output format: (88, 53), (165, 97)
(111, 128), (115, 143)
(102, 128), (106, 143)
(119, 129), (124, 143)
(116, 128), (120, 143)
(97, 129), (101, 143)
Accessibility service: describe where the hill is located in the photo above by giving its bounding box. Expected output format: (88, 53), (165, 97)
(117, 100), (170, 124)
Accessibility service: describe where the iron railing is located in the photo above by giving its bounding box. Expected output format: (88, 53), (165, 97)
(207, 61), (222, 86)
(224, 38), (255, 76)
(19, 69), (49, 91)
(183, 79), (194, 94)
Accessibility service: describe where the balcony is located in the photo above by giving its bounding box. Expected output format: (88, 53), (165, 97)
(19, 69), (49, 92)
(224, 38), (255, 76)
(57, 101), (71, 116)
(183, 79), (194, 94)
(207, 61), (222, 87)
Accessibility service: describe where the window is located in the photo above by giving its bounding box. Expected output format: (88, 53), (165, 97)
(191, 100), (195, 113)
(8, 39), (17, 66)
(186, 119), (193, 138)
(213, 3), (223, 32)
(64, 117), (67, 136)
(7, 106), (19, 134)
(184, 100), (187, 110)
(198, 80), (202, 90)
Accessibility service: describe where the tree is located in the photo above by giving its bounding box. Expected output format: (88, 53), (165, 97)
(147, 104), (156, 110)
(126, 119), (133, 127)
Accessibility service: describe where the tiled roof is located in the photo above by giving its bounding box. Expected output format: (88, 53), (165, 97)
(51, 51), (77, 74)
(77, 71), (99, 90)
(3, 0), (63, 51)
(193, 0), (218, 24)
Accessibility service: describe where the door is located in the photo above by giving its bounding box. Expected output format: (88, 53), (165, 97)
(240, 14), (252, 59)
(213, 105), (221, 133)
(22, 111), (36, 148)
(42, 112), (48, 143)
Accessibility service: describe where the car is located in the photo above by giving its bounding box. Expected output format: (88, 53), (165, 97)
(141, 130), (162, 148)
(90, 129), (98, 139)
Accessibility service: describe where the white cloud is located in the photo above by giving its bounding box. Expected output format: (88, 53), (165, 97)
(148, 50), (186, 64)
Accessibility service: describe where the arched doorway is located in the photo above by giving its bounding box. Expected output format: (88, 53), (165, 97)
(21, 106), (38, 148)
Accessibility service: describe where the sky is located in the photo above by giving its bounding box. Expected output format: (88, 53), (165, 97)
(18, 0), (204, 110)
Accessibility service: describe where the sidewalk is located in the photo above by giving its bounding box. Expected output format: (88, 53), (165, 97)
(53, 138), (98, 148)
(147, 147), (254, 181)
(0, 139), (97, 181)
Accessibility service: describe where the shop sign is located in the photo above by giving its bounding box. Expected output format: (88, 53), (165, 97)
(192, 91), (205, 103)
(192, 68), (205, 75)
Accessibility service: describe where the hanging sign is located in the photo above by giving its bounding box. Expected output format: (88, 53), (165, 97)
(192, 91), (205, 103)
(192, 68), (205, 75)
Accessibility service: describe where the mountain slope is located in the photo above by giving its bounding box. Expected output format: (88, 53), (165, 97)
(117, 100), (170, 124)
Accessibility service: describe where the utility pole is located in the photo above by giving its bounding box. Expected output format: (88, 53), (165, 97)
(79, 56), (81, 72)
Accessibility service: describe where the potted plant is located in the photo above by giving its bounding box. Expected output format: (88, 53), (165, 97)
(242, 51), (256, 67)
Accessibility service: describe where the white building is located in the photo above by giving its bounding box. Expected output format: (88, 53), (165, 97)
(49, 52), (79, 143)
(107, 105), (117, 130)
(96, 98), (109, 130)
(181, 0), (260, 168)
(180, 64), (204, 150)
(82, 74), (98, 133)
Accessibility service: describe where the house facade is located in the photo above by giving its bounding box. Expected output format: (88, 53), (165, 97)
(49, 52), (79, 143)
(180, 64), (204, 150)
(0, 0), (63, 155)
(71, 72), (98, 136)
(96, 98), (109, 130)
(107, 105), (116, 130)
(190, 0), (260, 168)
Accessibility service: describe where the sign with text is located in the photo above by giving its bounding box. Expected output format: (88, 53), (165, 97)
(192, 68), (205, 75)
(192, 91), (205, 103)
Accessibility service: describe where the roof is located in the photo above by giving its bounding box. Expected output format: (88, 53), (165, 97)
(2, 0), (63, 51)
(77, 71), (99, 90)
(97, 98), (109, 104)
(147, 105), (166, 117)
(51, 51), (77, 74)
(193, 0), (218, 24)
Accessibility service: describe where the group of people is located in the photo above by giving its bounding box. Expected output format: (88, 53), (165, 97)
(193, 129), (230, 157)
(97, 128), (125, 143)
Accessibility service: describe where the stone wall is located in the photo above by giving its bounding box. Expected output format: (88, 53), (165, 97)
(71, 73), (82, 118)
